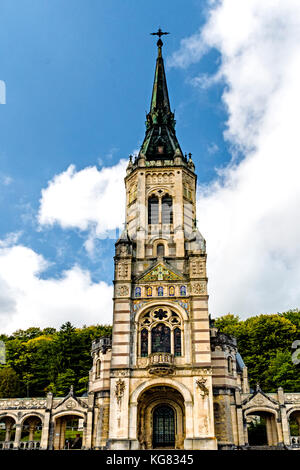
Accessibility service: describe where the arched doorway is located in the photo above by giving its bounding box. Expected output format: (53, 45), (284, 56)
(246, 411), (278, 447)
(53, 414), (84, 450)
(137, 385), (185, 449)
(153, 405), (175, 448)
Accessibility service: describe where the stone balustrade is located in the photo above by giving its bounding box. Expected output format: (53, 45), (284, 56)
(147, 352), (175, 375)
(0, 441), (14, 450)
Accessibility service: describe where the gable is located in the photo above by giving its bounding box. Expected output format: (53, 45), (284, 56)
(242, 391), (279, 409)
(54, 395), (88, 412)
(139, 263), (184, 282)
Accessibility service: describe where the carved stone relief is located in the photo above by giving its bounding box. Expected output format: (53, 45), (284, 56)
(190, 259), (205, 277)
(115, 379), (126, 406)
(117, 262), (129, 280)
(191, 281), (207, 295)
(116, 285), (130, 297)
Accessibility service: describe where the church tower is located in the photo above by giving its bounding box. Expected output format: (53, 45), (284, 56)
(90, 32), (218, 450)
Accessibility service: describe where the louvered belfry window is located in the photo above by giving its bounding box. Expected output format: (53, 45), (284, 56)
(162, 195), (173, 224)
(148, 195), (159, 224)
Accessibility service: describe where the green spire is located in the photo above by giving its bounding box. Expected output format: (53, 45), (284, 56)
(139, 33), (183, 160)
(149, 39), (172, 122)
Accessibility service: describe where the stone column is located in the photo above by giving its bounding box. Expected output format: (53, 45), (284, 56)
(84, 394), (94, 449)
(265, 416), (273, 445)
(277, 388), (290, 445)
(60, 419), (67, 449)
(13, 423), (22, 449)
(235, 390), (245, 446)
(40, 411), (51, 449)
(28, 419), (37, 442)
(242, 367), (250, 394)
(5, 419), (13, 442)
(128, 402), (137, 442)
(296, 415), (300, 435)
(243, 416), (248, 446)
(276, 418), (284, 446)
(184, 320), (191, 364)
(185, 401), (194, 439)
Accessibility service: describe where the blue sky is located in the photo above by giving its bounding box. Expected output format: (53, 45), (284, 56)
(0, 0), (228, 278)
(1, 0), (300, 333)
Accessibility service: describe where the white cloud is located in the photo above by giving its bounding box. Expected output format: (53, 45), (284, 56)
(172, 0), (300, 317)
(0, 240), (113, 334)
(0, 173), (12, 186)
(38, 160), (127, 253)
(207, 142), (219, 155)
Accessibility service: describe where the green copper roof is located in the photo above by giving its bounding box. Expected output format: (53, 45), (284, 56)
(150, 45), (171, 118)
(139, 40), (183, 160)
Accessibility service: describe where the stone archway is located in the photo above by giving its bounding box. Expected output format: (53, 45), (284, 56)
(137, 385), (185, 449)
(245, 409), (279, 447)
(20, 415), (42, 449)
(0, 416), (16, 449)
(288, 409), (300, 446)
(53, 413), (84, 450)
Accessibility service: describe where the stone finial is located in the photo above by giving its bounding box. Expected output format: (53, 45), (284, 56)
(138, 153), (146, 167)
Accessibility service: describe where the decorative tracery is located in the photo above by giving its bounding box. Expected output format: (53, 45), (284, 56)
(139, 307), (183, 357)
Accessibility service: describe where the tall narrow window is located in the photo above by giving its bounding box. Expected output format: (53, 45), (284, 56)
(162, 195), (173, 224)
(96, 359), (101, 378)
(157, 244), (165, 257)
(174, 328), (182, 356)
(151, 323), (171, 353)
(141, 329), (148, 357)
(148, 195), (159, 224)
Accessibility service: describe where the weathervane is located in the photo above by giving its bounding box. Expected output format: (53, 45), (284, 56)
(150, 28), (170, 47)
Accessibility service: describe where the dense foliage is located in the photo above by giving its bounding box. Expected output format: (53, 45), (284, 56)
(0, 322), (112, 398)
(215, 309), (300, 392)
(0, 310), (299, 398)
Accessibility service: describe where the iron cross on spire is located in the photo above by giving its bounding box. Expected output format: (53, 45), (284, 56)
(150, 28), (170, 47)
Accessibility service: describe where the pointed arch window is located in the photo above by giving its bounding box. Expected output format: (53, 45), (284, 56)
(148, 195), (159, 224)
(162, 195), (173, 224)
(141, 329), (149, 357)
(174, 328), (181, 357)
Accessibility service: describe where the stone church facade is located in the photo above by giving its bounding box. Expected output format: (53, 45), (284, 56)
(1, 37), (300, 451)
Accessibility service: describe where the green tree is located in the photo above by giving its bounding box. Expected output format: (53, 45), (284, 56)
(0, 367), (20, 397)
(214, 312), (300, 391)
(55, 369), (76, 396)
(264, 351), (300, 392)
